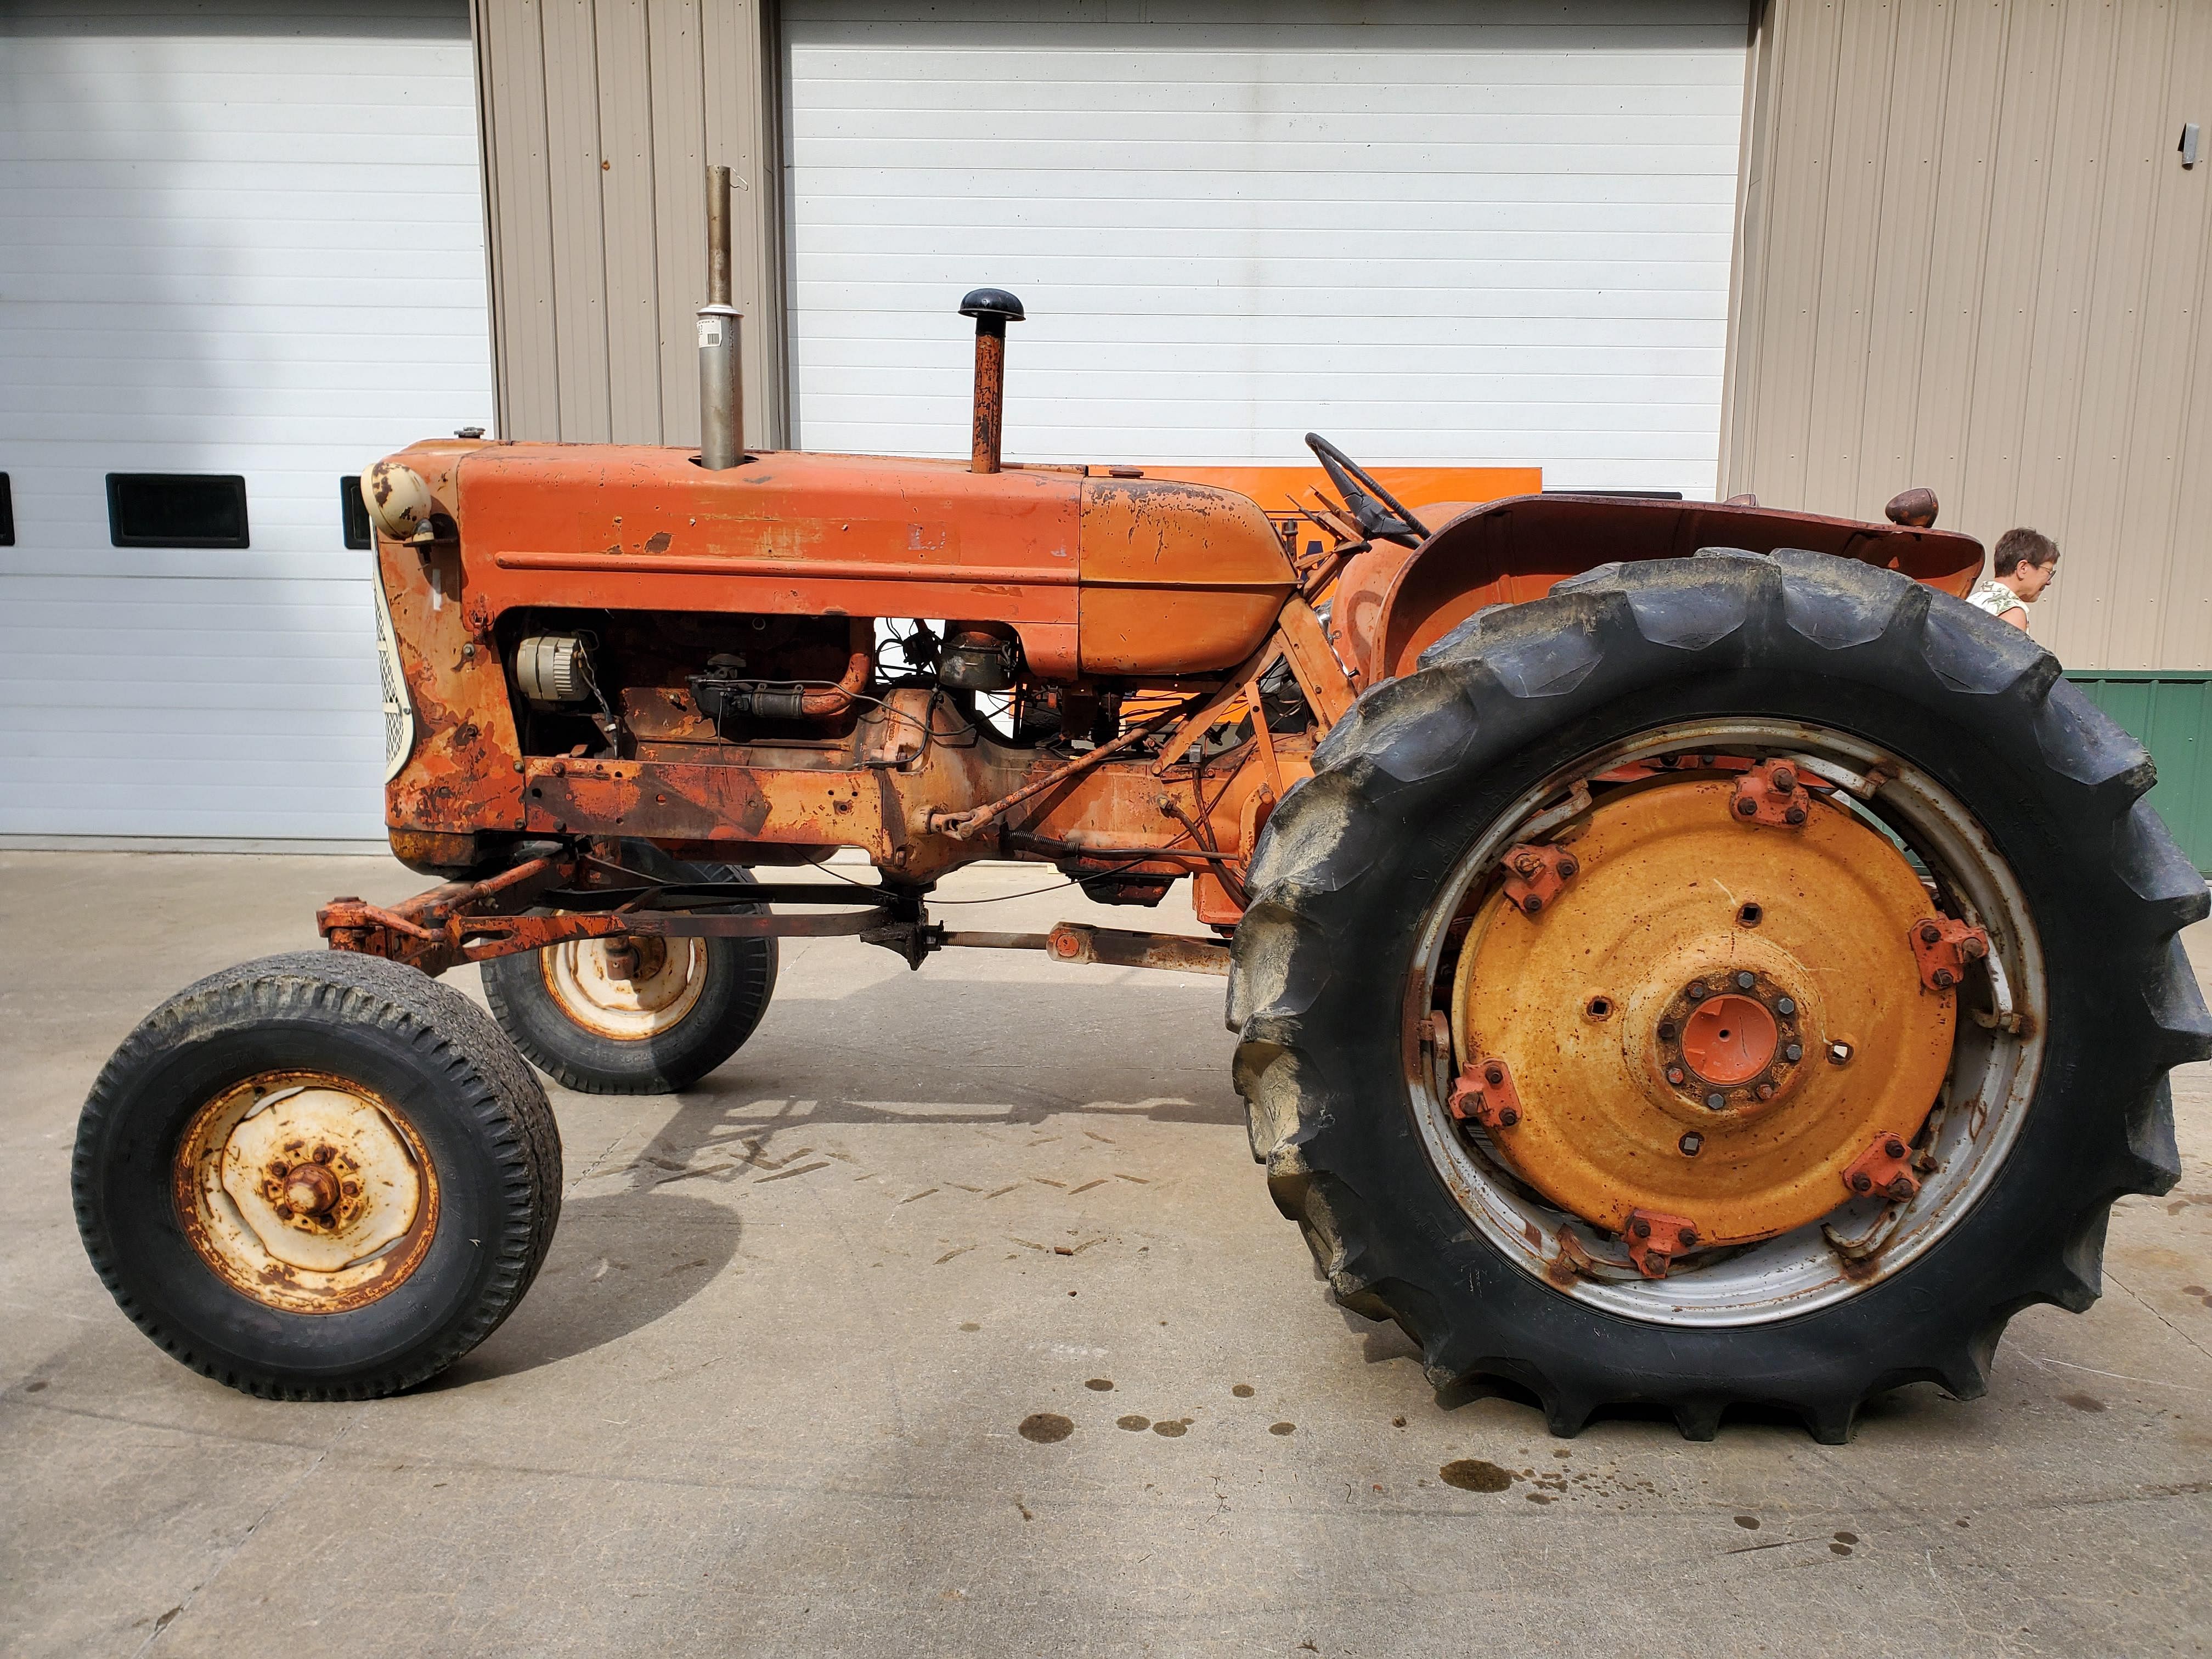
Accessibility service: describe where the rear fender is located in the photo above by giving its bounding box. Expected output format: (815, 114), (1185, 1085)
(1356, 494), (1985, 686)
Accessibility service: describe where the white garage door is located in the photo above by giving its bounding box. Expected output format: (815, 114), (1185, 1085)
(0, 0), (492, 843)
(785, 1), (1748, 495)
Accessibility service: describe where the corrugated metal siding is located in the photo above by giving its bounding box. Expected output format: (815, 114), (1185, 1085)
(2069, 672), (2212, 872)
(1725, 0), (2212, 671)
(0, 0), (493, 840)
(473, 0), (787, 446)
(782, 1), (1751, 486)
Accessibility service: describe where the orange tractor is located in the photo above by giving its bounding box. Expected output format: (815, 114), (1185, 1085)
(76, 177), (2209, 1440)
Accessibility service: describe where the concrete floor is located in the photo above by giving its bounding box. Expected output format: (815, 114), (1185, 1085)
(2, 850), (2208, 1658)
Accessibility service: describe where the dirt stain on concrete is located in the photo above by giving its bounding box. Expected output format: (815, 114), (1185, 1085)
(1019, 1413), (1074, 1444)
(1116, 1414), (1150, 1431)
(1085, 1378), (1114, 1391)
(1439, 1459), (1513, 1492)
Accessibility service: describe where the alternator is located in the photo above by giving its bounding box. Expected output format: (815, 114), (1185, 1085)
(516, 634), (594, 708)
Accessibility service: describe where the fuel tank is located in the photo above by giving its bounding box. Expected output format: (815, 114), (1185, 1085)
(427, 442), (1293, 681)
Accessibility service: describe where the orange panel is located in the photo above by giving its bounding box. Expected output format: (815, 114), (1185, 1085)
(1135, 464), (1543, 520)
(446, 443), (1086, 676)
(1076, 476), (1295, 674)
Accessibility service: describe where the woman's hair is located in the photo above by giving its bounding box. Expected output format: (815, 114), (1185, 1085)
(1994, 527), (2059, 575)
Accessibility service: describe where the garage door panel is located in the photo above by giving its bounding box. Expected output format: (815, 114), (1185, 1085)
(0, 0), (489, 840)
(787, 1), (1746, 486)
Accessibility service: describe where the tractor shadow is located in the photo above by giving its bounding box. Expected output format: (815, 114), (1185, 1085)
(684, 973), (1247, 1130)
(433, 978), (1239, 1383)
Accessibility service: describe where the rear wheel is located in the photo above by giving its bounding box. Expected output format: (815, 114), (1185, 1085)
(1231, 549), (2210, 1441)
(480, 843), (777, 1094)
(74, 951), (561, 1399)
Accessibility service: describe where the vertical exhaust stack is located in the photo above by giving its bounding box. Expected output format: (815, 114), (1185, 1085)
(698, 164), (743, 469)
(960, 287), (1024, 473)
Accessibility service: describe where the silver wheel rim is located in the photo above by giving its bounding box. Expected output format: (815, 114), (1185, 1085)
(174, 1070), (437, 1314)
(1407, 717), (2046, 1328)
(542, 936), (709, 1040)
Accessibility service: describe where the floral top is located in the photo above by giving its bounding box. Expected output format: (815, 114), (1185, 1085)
(1967, 575), (2025, 618)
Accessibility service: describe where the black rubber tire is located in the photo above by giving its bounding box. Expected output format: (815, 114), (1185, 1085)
(1230, 548), (2211, 1442)
(479, 843), (778, 1094)
(74, 951), (562, 1400)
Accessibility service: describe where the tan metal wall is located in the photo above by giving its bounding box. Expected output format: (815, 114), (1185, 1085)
(1724, 0), (2212, 670)
(471, 0), (786, 448)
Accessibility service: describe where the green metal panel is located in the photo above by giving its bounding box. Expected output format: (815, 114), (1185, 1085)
(2066, 673), (2212, 873)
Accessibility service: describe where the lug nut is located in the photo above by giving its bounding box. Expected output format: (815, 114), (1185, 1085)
(1558, 857), (1579, 880)
(1484, 1064), (1505, 1087)
(1736, 798), (1759, 818)
(1933, 968), (1955, 989)
(1736, 971), (1756, 990)
(1756, 1083), (1774, 1101)
(1679, 1132), (1703, 1156)
(1633, 1218), (1652, 1239)
(1678, 1227), (1699, 1248)
(1851, 1171), (1875, 1193)
(1776, 997), (1796, 1017)
(1920, 923), (1943, 945)
(1784, 805), (1807, 825)
(1666, 1066), (1686, 1086)
(1785, 1043), (1803, 1063)
(1657, 1020), (1678, 1041)
(1884, 1137), (1906, 1160)
(1705, 1092), (1726, 1111)
(1497, 1107), (1520, 1128)
(1687, 981), (1707, 1001)
(1771, 766), (1796, 794)
(1523, 895), (1545, 914)
(1887, 1177), (1916, 1200)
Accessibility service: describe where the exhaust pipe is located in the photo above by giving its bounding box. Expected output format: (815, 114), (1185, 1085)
(960, 287), (1024, 473)
(698, 164), (743, 469)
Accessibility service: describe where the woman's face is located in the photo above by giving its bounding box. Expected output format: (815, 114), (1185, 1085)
(2015, 557), (2059, 602)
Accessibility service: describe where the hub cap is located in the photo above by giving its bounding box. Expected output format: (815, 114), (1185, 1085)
(1451, 777), (1953, 1246)
(173, 1071), (437, 1313)
(1410, 719), (2046, 1327)
(542, 935), (707, 1039)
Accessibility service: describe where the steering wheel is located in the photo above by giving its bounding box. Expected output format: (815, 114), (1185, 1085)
(1304, 432), (1432, 546)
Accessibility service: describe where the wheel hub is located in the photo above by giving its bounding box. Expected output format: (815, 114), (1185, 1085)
(542, 935), (708, 1039)
(174, 1071), (438, 1313)
(1451, 775), (1956, 1250)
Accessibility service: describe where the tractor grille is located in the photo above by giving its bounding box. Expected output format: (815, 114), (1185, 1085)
(372, 575), (416, 782)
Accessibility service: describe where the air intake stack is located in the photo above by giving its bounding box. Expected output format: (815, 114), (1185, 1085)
(960, 287), (1024, 473)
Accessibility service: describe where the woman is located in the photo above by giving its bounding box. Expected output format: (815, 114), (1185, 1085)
(1967, 527), (2060, 630)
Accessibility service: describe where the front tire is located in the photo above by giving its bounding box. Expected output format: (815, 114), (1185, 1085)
(74, 951), (562, 1400)
(1231, 549), (2210, 1442)
(481, 844), (778, 1094)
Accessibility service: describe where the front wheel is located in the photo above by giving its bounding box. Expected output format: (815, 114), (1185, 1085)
(1231, 549), (2210, 1442)
(480, 845), (778, 1094)
(74, 951), (562, 1399)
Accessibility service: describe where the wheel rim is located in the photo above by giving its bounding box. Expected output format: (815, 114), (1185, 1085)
(541, 935), (708, 1040)
(1408, 718), (2046, 1328)
(172, 1070), (438, 1314)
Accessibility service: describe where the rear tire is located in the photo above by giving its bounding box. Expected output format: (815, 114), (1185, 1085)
(481, 842), (777, 1094)
(74, 951), (561, 1400)
(1231, 549), (2210, 1441)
